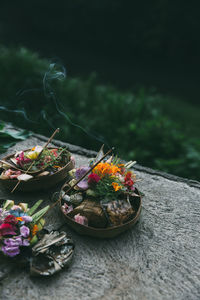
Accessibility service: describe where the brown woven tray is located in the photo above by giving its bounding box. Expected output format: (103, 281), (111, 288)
(0, 147), (74, 192)
(60, 188), (142, 238)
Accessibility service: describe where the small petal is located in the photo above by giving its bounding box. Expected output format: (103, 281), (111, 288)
(74, 213), (88, 226)
(20, 225), (30, 238)
(77, 179), (89, 190)
(1, 245), (20, 257)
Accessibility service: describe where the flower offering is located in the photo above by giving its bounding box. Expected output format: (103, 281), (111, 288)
(0, 146), (71, 181)
(0, 199), (49, 257)
(61, 149), (140, 230)
(0, 145), (74, 192)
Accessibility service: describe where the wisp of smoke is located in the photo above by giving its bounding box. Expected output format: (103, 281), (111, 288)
(43, 62), (110, 147)
(40, 109), (56, 129)
(0, 106), (36, 123)
(0, 60), (109, 148)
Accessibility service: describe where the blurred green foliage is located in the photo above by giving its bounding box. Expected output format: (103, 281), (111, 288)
(0, 122), (31, 153)
(0, 46), (199, 180)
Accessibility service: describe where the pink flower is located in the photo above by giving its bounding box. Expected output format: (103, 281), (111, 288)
(4, 215), (17, 225)
(74, 214), (88, 226)
(4, 169), (22, 179)
(16, 151), (31, 167)
(12, 205), (22, 210)
(62, 203), (73, 215)
(88, 173), (101, 185)
(0, 223), (17, 236)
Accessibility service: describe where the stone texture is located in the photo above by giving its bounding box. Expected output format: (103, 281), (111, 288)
(0, 130), (200, 300)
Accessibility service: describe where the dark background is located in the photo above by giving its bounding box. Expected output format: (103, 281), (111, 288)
(0, 0), (200, 102)
(0, 1), (199, 180)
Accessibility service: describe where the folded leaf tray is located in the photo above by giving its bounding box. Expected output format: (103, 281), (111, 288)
(60, 188), (142, 238)
(0, 147), (74, 192)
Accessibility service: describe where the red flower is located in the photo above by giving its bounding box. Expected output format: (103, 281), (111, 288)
(4, 215), (17, 225)
(50, 149), (58, 157)
(124, 172), (134, 189)
(88, 173), (101, 185)
(125, 172), (132, 180)
(0, 223), (17, 236)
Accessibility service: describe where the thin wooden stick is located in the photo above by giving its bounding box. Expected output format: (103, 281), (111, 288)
(42, 147), (114, 217)
(11, 128), (60, 193)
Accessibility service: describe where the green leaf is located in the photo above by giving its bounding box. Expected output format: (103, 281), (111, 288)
(3, 200), (14, 210)
(30, 235), (38, 246)
(31, 205), (50, 224)
(36, 218), (45, 231)
(27, 199), (43, 216)
(0, 125), (31, 153)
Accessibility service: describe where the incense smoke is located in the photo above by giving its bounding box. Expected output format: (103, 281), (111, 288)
(42, 62), (109, 147)
(0, 60), (109, 148)
(0, 106), (36, 123)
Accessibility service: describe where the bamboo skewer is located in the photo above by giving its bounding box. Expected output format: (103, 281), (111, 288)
(42, 147), (114, 218)
(11, 128), (60, 193)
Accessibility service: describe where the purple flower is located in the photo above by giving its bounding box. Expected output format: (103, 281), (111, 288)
(4, 236), (22, 246)
(1, 236), (30, 257)
(22, 216), (32, 223)
(1, 236), (22, 257)
(22, 239), (30, 246)
(1, 245), (20, 257)
(20, 225), (30, 238)
(75, 167), (90, 179)
(75, 167), (90, 190)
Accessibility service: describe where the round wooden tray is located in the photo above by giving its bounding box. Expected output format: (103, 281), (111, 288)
(0, 148), (74, 192)
(60, 188), (142, 238)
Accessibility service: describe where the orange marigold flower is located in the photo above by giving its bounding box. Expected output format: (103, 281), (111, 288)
(112, 182), (122, 192)
(32, 224), (39, 236)
(31, 147), (36, 151)
(93, 162), (121, 177)
(117, 164), (124, 167)
(16, 217), (23, 222)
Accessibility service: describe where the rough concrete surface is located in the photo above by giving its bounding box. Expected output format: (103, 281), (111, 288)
(0, 130), (200, 300)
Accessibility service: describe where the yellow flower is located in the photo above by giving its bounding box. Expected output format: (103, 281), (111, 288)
(26, 151), (40, 160)
(112, 182), (122, 192)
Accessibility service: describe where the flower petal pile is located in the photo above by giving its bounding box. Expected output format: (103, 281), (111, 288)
(0, 200), (49, 257)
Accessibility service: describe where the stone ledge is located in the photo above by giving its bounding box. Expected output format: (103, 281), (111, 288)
(0, 127), (199, 300)
(33, 132), (200, 189)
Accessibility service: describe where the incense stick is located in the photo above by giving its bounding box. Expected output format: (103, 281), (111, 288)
(11, 128), (60, 193)
(42, 147), (114, 217)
